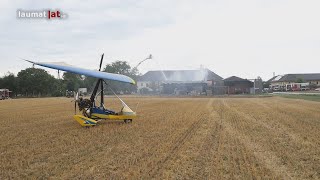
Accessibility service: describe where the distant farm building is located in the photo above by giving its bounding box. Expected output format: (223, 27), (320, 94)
(268, 73), (320, 91)
(223, 76), (253, 94)
(137, 69), (223, 95)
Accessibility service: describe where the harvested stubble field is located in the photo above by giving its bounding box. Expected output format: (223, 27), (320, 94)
(0, 97), (319, 179)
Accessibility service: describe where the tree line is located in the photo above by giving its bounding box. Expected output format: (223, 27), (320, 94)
(0, 61), (139, 97)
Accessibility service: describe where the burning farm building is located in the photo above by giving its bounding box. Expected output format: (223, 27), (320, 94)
(137, 69), (223, 95)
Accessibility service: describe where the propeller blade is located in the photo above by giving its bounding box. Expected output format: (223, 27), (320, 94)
(74, 92), (79, 115)
(99, 53), (104, 71)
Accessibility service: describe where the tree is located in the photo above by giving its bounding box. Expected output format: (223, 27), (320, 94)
(0, 73), (18, 97)
(63, 72), (83, 91)
(103, 61), (138, 94)
(51, 79), (66, 97)
(17, 68), (57, 96)
(83, 76), (97, 92)
(263, 82), (270, 89)
(296, 78), (304, 83)
(105, 61), (132, 75)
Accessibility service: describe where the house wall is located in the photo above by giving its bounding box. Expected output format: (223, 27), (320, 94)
(308, 80), (320, 86)
(137, 81), (208, 94)
(271, 80), (320, 86)
(137, 81), (149, 90)
(162, 83), (206, 95)
(137, 81), (162, 93)
(137, 81), (150, 93)
(270, 82), (285, 86)
(224, 82), (253, 94)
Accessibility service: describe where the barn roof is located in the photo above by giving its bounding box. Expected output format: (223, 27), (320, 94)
(268, 73), (320, 82)
(224, 76), (251, 82)
(138, 69), (223, 82)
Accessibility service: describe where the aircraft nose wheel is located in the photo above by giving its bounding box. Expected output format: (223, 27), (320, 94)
(124, 119), (132, 123)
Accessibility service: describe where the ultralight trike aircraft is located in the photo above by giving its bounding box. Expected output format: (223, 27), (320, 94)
(25, 54), (136, 127)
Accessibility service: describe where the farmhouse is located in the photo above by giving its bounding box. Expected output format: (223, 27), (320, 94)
(268, 73), (320, 91)
(137, 69), (223, 95)
(223, 76), (253, 94)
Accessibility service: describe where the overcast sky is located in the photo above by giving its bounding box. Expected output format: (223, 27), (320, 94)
(0, 0), (319, 80)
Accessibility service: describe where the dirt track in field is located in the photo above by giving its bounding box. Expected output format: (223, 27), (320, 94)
(0, 97), (319, 179)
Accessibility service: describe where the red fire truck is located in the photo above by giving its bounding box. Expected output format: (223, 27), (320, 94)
(0, 89), (11, 100)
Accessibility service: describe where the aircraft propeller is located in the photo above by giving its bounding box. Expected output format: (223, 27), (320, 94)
(99, 53), (104, 71)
